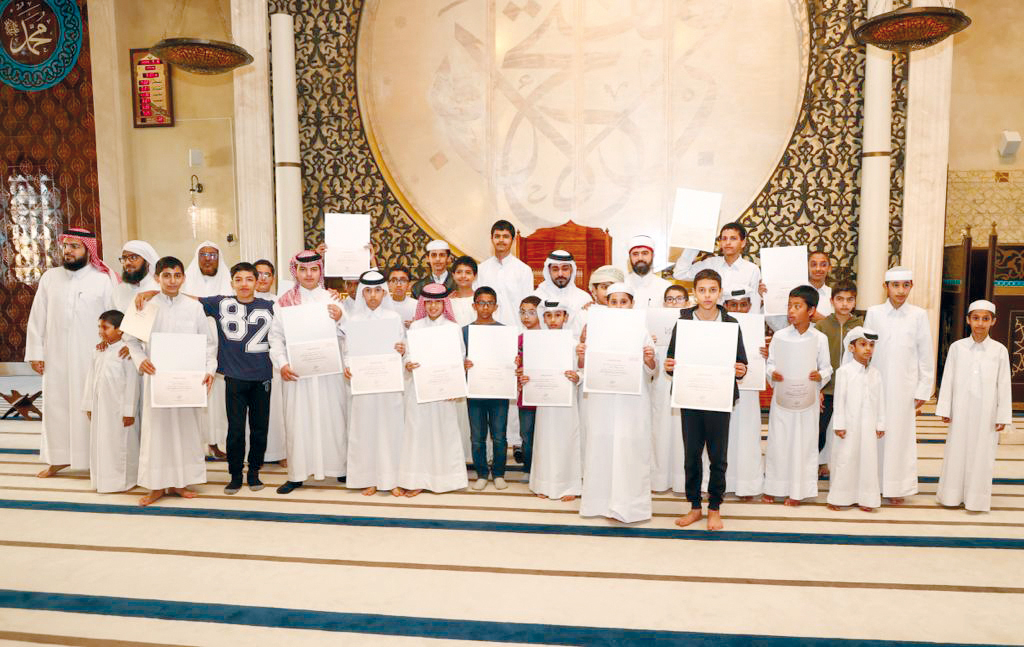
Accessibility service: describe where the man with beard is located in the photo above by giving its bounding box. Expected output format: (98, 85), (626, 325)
(25, 228), (116, 478)
(113, 240), (160, 312)
(531, 250), (592, 318)
(183, 241), (232, 458)
(624, 235), (671, 309)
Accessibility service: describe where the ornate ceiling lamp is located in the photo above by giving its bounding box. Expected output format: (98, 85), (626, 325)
(149, 0), (252, 75)
(854, 6), (971, 52)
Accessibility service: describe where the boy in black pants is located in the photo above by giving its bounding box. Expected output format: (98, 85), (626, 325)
(664, 269), (747, 531)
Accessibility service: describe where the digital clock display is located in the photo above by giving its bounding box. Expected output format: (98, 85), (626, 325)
(130, 48), (174, 128)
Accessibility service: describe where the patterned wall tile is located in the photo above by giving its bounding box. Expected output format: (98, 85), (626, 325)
(945, 169), (1024, 246)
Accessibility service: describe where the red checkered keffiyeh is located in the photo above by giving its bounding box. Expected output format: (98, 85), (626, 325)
(59, 228), (118, 282)
(414, 282), (456, 322)
(277, 250), (324, 307)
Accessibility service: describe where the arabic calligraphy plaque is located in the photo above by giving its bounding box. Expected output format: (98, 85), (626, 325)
(0, 0), (80, 92)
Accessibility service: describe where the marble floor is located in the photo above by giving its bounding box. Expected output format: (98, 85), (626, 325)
(0, 411), (1022, 646)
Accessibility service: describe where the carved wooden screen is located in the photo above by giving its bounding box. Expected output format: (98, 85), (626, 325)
(519, 221), (612, 291)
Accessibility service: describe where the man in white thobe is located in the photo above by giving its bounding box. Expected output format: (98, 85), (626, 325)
(25, 228), (116, 477)
(864, 266), (934, 502)
(531, 250), (593, 336)
(112, 240), (159, 312)
(624, 235), (672, 309)
(477, 220), (535, 327)
(673, 222), (761, 312)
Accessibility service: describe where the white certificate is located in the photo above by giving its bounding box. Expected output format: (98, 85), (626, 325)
(670, 319), (737, 412)
(522, 329), (574, 407)
(346, 317), (403, 357)
(732, 312), (766, 391)
(281, 303), (342, 378)
(324, 212), (371, 278)
(773, 337), (816, 411)
(348, 353), (404, 395)
(669, 187), (723, 253)
(120, 300), (158, 343)
(466, 325), (518, 399)
(407, 324), (467, 403)
(583, 307), (646, 395)
(584, 351), (643, 395)
(149, 332), (207, 408)
(760, 245), (808, 316)
(646, 307), (681, 348)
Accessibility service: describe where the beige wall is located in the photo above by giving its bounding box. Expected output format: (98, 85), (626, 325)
(94, 0), (240, 266)
(946, 1), (1024, 243)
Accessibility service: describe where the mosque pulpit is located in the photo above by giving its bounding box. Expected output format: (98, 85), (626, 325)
(519, 221), (612, 290)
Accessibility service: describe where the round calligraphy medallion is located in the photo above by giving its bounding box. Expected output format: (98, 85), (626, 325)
(0, 0), (80, 92)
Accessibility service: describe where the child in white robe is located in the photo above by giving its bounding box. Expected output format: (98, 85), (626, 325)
(83, 310), (140, 493)
(764, 285), (833, 506)
(269, 251), (349, 495)
(126, 256), (217, 507)
(864, 266), (934, 503)
(344, 270), (407, 497)
(936, 300), (1012, 513)
(522, 301), (582, 501)
(723, 287), (766, 499)
(399, 283), (470, 496)
(650, 285), (687, 494)
(579, 283), (658, 523)
(827, 327), (885, 511)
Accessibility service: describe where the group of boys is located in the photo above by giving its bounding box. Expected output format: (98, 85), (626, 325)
(25, 222), (1011, 526)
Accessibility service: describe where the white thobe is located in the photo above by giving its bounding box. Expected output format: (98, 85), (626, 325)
(764, 325), (832, 500)
(528, 343), (582, 499)
(81, 340), (141, 492)
(935, 336), (1011, 512)
(343, 307), (406, 490)
(827, 361), (885, 508)
(269, 287), (348, 482)
(767, 284), (832, 332)
(25, 265), (115, 468)
(478, 254), (535, 327)
(579, 334), (657, 523)
(390, 297), (417, 325)
(726, 389), (764, 496)
(182, 272), (229, 450)
(625, 272), (672, 310)
(451, 296), (476, 327)
(252, 291), (285, 462)
(864, 301), (933, 497)
(673, 251), (762, 312)
(113, 276), (158, 313)
(532, 283), (593, 337)
(125, 294), (216, 490)
(650, 346), (685, 493)
(398, 317), (469, 492)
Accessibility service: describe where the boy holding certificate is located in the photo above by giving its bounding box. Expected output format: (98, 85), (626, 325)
(814, 281), (863, 478)
(269, 251), (348, 495)
(722, 286), (767, 500)
(672, 222), (762, 312)
(344, 270), (407, 497)
(664, 270), (748, 531)
(125, 257), (217, 507)
(400, 283), (469, 496)
(82, 310), (140, 493)
(763, 285), (832, 506)
(650, 285), (688, 494)
(520, 301), (582, 501)
(515, 296), (543, 474)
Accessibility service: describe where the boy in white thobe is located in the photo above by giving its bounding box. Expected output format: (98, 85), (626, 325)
(723, 287), (766, 499)
(126, 256), (217, 507)
(936, 300), (1012, 513)
(650, 285), (687, 494)
(82, 310), (140, 493)
(673, 222), (762, 312)
(522, 301), (582, 501)
(764, 285), (832, 506)
(579, 283), (658, 523)
(269, 251), (349, 494)
(864, 266), (934, 503)
(399, 283), (470, 496)
(827, 327), (885, 511)
(344, 270), (408, 497)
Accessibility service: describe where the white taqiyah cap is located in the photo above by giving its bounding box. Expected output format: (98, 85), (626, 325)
(606, 282), (634, 298)
(628, 234), (655, 252)
(843, 326), (879, 348)
(884, 266), (913, 282)
(723, 285), (751, 300)
(968, 299), (996, 315)
(426, 240), (450, 252)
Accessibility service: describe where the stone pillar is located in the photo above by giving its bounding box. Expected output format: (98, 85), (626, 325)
(232, 0), (276, 263)
(270, 13), (305, 271)
(856, 0), (894, 307)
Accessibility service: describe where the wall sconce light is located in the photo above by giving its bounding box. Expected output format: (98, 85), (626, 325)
(187, 173), (213, 239)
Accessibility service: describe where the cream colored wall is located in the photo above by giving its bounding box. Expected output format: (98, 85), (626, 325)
(101, 0), (240, 266)
(946, 0), (1024, 243)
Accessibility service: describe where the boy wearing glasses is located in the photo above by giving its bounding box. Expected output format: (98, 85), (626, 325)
(387, 266), (417, 327)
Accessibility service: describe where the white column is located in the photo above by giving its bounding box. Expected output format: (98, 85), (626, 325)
(902, 0), (955, 380)
(856, 0), (894, 307)
(270, 13), (305, 271)
(232, 0), (275, 263)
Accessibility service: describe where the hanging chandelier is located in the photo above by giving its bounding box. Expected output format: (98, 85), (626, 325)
(149, 0), (253, 74)
(854, 6), (971, 52)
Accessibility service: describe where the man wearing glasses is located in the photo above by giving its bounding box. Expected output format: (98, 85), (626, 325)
(386, 266), (416, 327)
(113, 240), (160, 312)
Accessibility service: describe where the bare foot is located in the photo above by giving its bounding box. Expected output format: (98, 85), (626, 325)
(390, 487), (405, 497)
(674, 509), (703, 528)
(404, 489), (422, 498)
(859, 506), (876, 512)
(361, 486), (378, 496)
(888, 497), (905, 505)
(560, 494), (577, 502)
(784, 498), (800, 507)
(818, 465), (830, 479)
(535, 493), (548, 499)
(737, 496), (752, 502)
(138, 489), (166, 506)
(826, 503), (842, 511)
(760, 494), (775, 504)
(706, 509), (724, 531)
(279, 458), (288, 468)
(169, 487), (196, 498)
(208, 445), (226, 459)
(37, 464), (69, 478)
